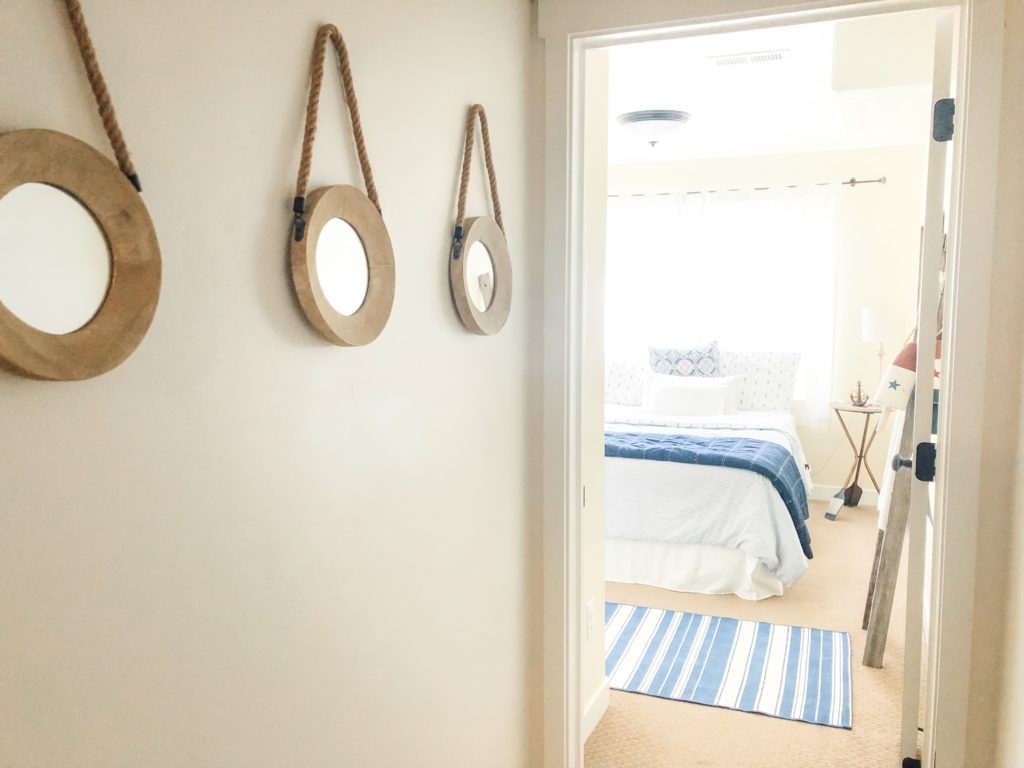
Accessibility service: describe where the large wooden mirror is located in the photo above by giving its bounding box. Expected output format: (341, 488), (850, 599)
(1, 1), (161, 381)
(0, 130), (160, 381)
(0, 181), (112, 335)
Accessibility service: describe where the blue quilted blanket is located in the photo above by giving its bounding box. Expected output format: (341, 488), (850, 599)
(605, 431), (813, 559)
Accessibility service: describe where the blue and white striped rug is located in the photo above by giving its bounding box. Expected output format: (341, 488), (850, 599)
(605, 603), (852, 729)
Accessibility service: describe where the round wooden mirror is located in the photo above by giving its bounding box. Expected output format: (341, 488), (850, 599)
(450, 105), (512, 336)
(0, 181), (111, 334)
(0, 129), (161, 381)
(450, 215), (512, 336)
(290, 184), (394, 346)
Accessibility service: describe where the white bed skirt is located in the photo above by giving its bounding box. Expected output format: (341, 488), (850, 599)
(605, 538), (785, 601)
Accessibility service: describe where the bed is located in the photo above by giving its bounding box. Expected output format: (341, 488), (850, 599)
(603, 348), (814, 601)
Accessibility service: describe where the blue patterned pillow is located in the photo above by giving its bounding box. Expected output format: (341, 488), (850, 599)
(649, 342), (720, 377)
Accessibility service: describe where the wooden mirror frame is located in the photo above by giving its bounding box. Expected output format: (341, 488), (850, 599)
(450, 215), (512, 336)
(290, 184), (395, 346)
(0, 129), (161, 381)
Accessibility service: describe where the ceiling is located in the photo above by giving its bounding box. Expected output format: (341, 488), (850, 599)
(606, 9), (939, 165)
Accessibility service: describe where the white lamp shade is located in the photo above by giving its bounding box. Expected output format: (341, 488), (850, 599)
(861, 306), (881, 344)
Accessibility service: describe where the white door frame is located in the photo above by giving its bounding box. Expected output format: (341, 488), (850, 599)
(539, 1), (1006, 766)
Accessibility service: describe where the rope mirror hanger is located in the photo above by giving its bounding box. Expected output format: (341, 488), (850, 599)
(289, 24), (395, 347)
(0, 0), (161, 381)
(450, 104), (512, 336)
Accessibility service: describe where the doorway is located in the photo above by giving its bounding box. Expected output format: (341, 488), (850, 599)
(539, 1), (1004, 767)
(583, 10), (945, 766)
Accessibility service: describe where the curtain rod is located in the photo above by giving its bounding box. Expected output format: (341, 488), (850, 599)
(607, 176), (887, 198)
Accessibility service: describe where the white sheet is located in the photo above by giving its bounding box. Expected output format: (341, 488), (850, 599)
(605, 539), (784, 601)
(604, 407), (811, 594)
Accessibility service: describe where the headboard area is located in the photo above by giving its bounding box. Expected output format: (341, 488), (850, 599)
(606, 346), (800, 412)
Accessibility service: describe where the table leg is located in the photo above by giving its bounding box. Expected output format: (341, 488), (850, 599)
(842, 460), (857, 491)
(835, 410), (861, 509)
(843, 412), (872, 507)
(862, 415), (882, 492)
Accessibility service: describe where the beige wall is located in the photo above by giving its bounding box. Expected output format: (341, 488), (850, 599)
(0, 3), (543, 767)
(967, 0), (1024, 763)
(608, 145), (928, 489)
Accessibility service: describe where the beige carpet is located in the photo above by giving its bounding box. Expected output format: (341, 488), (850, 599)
(585, 500), (907, 768)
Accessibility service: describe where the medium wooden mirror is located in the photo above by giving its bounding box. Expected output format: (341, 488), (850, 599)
(450, 105), (512, 336)
(289, 24), (394, 347)
(291, 184), (394, 346)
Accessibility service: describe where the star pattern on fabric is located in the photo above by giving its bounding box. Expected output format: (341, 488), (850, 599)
(888, 379), (902, 390)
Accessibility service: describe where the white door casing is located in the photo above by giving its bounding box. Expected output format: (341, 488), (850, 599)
(903, 9), (955, 764)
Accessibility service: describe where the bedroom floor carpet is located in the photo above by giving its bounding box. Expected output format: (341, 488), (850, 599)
(585, 500), (908, 768)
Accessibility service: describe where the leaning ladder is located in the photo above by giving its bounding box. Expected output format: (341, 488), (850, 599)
(861, 390), (915, 668)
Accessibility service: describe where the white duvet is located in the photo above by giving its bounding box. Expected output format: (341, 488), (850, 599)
(604, 406), (812, 587)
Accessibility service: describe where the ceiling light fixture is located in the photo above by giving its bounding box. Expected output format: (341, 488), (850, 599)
(616, 109), (691, 148)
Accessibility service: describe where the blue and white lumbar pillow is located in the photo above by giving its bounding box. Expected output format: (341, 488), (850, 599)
(649, 342), (720, 377)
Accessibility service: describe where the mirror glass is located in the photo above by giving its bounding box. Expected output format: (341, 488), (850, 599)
(0, 182), (111, 334)
(465, 241), (495, 312)
(316, 217), (369, 316)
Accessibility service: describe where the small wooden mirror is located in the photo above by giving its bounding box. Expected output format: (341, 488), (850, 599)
(450, 105), (512, 336)
(450, 215), (512, 336)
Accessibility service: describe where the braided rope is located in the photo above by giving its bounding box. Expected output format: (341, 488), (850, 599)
(62, 0), (141, 191)
(455, 104), (504, 237)
(293, 24), (379, 240)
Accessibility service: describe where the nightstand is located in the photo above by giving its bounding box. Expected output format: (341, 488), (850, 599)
(831, 401), (884, 507)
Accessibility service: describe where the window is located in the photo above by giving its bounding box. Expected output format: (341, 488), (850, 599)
(605, 186), (838, 424)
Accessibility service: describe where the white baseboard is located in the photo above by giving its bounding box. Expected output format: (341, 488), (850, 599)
(582, 678), (610, 742)
(810, 484), (879, 507)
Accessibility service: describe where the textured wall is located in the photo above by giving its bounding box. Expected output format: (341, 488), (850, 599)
(0, 2), (543, 766)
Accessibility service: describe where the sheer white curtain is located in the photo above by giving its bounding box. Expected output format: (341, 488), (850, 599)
(605, 186), (838, 424)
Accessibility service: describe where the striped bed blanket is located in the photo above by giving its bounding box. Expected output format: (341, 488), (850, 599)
(605, 431), (813, 559)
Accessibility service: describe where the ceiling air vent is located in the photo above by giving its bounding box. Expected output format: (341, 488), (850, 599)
(708, 49), (789, 67)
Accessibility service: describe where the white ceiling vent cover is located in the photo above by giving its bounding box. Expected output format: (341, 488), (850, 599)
(708, 49), (789, 66)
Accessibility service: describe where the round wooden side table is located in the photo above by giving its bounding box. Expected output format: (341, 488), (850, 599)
(832, 401), (884, 507)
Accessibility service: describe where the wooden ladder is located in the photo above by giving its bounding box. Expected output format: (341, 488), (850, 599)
(862, 390), (915, 668)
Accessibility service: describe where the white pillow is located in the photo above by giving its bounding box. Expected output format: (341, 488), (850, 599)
(646, 374), (742, 417)
(719, 350), (800, 411)
(605, 361), (646, 406)
(720, 375), (743, 413)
